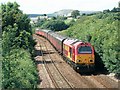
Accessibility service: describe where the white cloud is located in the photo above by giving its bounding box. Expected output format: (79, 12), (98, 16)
(1, 0), (119, 14)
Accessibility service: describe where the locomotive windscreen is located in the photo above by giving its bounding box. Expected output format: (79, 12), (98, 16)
(78, 46), (92, 54)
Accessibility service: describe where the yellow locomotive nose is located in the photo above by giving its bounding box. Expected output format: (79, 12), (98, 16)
(76, 54), (94, 64)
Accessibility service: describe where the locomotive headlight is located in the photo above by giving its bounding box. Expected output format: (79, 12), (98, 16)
(90, 60), (93, 62)
(77, 60), (81, 62)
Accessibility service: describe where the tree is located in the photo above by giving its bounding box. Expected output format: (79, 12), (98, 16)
(103, 9), (110, 13)
(111, 7), (120, 12)
(36, 18), (46, 27)
(2, 48), (38, 88)
(68, 19), (75, 26)
(2, 2), (22, 30)
(2, 24), (17, 56)
(51, 16), (57, 20)
(2, 2), (38, 88)
(86, 34), (92, 42)
(71, 10), (80, 18)
(43, 14), (47, 16)
(2, 2), (32, 34)
(82, 13), (86, 16)
(57, 16), (67, 20)
(41, 20), (68, 31)
(2, 2), (35, 54)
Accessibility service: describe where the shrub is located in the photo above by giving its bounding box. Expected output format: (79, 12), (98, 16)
(41, 20), (68, 31)
(2, 48), (38, 88)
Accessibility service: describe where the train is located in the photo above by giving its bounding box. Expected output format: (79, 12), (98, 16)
(35, 28), (95, 73)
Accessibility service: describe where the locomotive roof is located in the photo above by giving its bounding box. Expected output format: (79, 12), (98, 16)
(63, 38), (83, 46)
(48, 31), (66, 41)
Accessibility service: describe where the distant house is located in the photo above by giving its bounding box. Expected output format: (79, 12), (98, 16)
(67, 13), (72, 17)
(30, 17), (38, 24)
(66, 13), (73, 19)
(39, 16), (48, 20)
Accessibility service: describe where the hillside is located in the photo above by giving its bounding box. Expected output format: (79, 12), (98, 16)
(52, 9), (100, 16)
(53, 9), (73, 16)
(28, 14), (43, 18)
(59, 12), (120, 76)
(28, 9), (100, 18)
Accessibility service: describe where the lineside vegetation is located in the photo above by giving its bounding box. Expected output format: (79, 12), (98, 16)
(60, 11), (120, 77)
(1, 2), (38, 88)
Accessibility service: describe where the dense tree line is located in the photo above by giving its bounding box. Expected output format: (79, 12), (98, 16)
(2, 2), (38, 88)
(71, 10), (80, 18)
(36, 16), (69, 31)
(41, 19), (68, 31)
(60, 11), (120, 77)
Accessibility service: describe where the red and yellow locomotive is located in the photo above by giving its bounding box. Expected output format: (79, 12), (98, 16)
(63, 38), (95, 72)
(36, 29), (95, 72)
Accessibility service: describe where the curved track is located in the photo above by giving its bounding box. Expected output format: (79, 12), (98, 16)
(34, 34), (119, 89)
(35, 35), (73, 88)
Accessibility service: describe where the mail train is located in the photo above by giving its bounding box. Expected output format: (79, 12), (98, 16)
(36, 29), (95, 72)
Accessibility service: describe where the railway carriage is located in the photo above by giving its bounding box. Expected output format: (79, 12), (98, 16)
(35, 29), (51, 38)
(48, 32), (66, 53)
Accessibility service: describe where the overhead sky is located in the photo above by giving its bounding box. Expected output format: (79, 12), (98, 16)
(1, 0), (119, 14)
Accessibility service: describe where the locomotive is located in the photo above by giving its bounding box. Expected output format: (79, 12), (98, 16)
(35, 28), (95, 73)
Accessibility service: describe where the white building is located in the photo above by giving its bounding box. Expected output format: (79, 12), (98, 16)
(30, 17), (38, 24)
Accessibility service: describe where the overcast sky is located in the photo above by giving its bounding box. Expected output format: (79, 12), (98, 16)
(1, 0), (119, 14)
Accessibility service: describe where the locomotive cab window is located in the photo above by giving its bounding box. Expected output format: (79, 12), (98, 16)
(78, 46), (92, 54)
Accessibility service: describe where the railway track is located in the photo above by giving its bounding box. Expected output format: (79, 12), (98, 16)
(35, 35), (73, 88)
(34, 34), (118, 89)
(39, 43), (59, 88)
(44, 44), (74, 88)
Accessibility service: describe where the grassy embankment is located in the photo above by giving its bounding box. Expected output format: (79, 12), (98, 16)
(59, 12), (120, 76)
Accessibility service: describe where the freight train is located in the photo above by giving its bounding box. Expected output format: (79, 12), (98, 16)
(35, 29), (95, 73)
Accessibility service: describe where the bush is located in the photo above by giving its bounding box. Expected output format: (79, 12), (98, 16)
(67, 19), (76, 27)
(41, 20), (68, 31)
(2, 48), (38, 88)
(36, 19), (46, 27)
